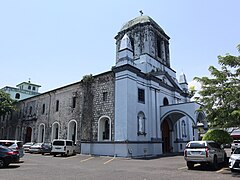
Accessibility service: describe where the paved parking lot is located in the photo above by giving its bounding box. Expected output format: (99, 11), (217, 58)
(1, 151), (240, 180)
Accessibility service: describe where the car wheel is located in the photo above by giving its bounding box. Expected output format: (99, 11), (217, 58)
(212, 155), (218, 170)
(0, 158), (6, 168)
(187, 162), (194, 170)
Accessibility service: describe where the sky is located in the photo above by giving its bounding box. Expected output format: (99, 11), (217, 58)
(0, 0), (239, 93)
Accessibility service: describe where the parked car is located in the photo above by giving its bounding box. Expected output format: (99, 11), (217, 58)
(23, 142), (35, 153)
(51, 139), (76, 157)
(229, 147), (240, 172)
(29, 143), (43, 153)
(0, 145), (20, 168)
(231, 140), (240, 152)
(184, 141), (227, 170)
(40, 142), (52, 155)
(0, 140), (24, 158)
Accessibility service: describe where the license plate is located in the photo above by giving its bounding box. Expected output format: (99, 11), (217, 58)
(191, 151), (201, 155)
(55, 147), (61, 149)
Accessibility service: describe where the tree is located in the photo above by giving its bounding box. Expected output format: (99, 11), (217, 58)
(194, 45), (240, 129)
(202, 129), (232, 145)
(0, 90), (16, 116)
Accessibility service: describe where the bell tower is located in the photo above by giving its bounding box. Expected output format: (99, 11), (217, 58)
(115, 15), (171, 72)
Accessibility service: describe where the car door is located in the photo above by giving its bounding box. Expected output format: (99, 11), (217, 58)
(213, 143), (223, 161)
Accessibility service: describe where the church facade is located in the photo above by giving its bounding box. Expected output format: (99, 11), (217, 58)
(0, 15), (207, 157)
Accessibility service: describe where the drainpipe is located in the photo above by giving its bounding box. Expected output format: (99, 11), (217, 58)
(155, 89), (158, 139)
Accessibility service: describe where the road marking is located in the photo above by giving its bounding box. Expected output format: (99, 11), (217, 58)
(216, 168), (228, 173)
(61, 156), (76, 160)
(178, 164), (201, 170)
(80, 156), (94, 162)
(178, 166), (187, 170)
(104, 157), (115, 164)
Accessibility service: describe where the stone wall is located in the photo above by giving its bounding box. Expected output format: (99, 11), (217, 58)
(0, 71), (115, 144)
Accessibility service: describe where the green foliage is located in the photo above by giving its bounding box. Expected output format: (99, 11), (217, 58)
(194, 44), (240, 128)
(189, 85), (196, 98)
(81, 74), (94, 84)
(202, 129), (233, 145)
(0, 90), (16, 116)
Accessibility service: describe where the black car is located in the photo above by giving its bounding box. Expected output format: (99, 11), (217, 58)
(40, 142), (52, 155)
(0, 145), (20, 168)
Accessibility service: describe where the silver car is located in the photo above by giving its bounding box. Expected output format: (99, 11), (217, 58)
(229, 148), (240, 172)
(0, 140), (24, 158)
(184, 141), (227, 170)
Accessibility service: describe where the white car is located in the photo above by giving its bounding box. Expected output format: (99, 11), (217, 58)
(23, 142), (35, 152)
(229, 148), (240, 172)
(29, 143), (43, 153)
(51, 139), (76, 157)
(231, 140), (240, 152)
(0, 140), (24, 158)
(184, 141), (227, 170)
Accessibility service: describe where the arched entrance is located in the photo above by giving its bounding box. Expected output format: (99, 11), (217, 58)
(161, 119), (171, 153)
(98, 116), (111, 141)
(25, 127), (32, 143)
(38, 124), (45, 143)
(51, 122), (60, 141)
(68, 120), (77, 143)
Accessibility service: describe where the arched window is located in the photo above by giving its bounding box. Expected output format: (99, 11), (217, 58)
(137, 112), (146, 135)
(163, 97), (169, 106)
(15, 93), (20, 99)
(181, 120), (187, 138)
(130, 38), (135, 56)
(52, 122), (60, 141)
(38, 124), (45, 143)
(56, 100), (59, 112)
(29, 106), (32, 115)
(42, 104), (45, 114)
(68, 120), (77, 143)
(98, 116), (111, 141)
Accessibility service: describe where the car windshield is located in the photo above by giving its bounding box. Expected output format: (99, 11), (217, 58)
(53, 141), (64, 146)
(233, 140), (240, 143)
(33, 143), (42, 146)
(234, 148), (240, 154)
(25, 142), (34, 145)
(0, 142), (14, 147)
(187, 142), (206, 148)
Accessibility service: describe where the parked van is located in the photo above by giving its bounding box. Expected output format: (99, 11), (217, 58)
(51, 139), (76, 157)
(0, 140), (24, 158)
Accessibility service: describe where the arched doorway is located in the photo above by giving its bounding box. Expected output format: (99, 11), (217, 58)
(25, 127), (32, 143)
(98, 116), (111, 141)
(38, 124), (45, 143)
(161, 119), (171, 153)
(51, 122), (60, 141)
(68, 120), (77, 143)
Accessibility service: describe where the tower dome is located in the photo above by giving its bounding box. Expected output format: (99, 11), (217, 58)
(120, 15), (166, 34)
(115, 15), (171, 68)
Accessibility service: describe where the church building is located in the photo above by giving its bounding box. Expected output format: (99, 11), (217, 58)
(0, 15), (207, 157)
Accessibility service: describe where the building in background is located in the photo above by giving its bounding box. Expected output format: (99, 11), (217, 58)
(1, 80), (41, 101)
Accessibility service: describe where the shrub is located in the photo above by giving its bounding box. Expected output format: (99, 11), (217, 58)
(202, 129), (232, 145)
